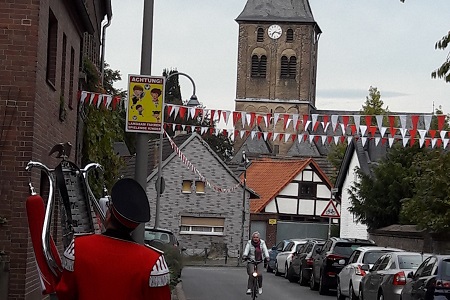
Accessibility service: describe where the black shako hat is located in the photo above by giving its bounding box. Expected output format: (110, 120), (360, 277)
(110, 178), (150, 228)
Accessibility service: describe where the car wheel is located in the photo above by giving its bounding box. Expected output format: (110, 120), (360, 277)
(377, 290), (384, 300)
(359, 285), (364, 300)
(349, 283), (358, 300)
(310, 271), (319, 290)
(318, 272), (329, 295)
(274, 262), (281, 276)
(284, 263), (289, 279)
(286, 265), (297, 283)
(337, 280), (345, 300)
(299, 267), (308, 286)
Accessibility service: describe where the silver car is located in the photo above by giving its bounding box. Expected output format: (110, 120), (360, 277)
(275, 239), (308, 277)
(359, 252), (428, 300)
(337, 246), (403, 300)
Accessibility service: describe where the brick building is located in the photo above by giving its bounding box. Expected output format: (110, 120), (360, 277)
(0, 1), (111, 299)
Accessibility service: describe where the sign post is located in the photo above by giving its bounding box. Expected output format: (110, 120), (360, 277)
(126, 74), (165, 134)
(320, 199), (340, 238)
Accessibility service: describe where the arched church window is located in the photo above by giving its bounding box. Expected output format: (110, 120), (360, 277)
(286, 29), (294, 42)
(251, 54), (267, 78)
(280, 55), (297, 79)
(257, 28), (264, 42)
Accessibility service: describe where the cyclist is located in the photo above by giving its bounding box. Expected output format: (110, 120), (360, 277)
(243, 231), (269, 295)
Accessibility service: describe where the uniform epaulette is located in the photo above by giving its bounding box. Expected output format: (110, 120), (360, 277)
(144, 244), (165, 254)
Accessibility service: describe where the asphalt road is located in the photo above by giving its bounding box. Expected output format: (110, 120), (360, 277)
(181, 266), (336, 300)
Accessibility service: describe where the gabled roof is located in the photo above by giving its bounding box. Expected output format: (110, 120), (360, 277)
(243, 157), (332, 213)
(236, 0), (319, 27)
(334, 139), (388, 198)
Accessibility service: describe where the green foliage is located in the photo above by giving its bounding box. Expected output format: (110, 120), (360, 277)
(158, 244), (184, 290)
(327, 142), (347, 184)
(360, 86), (390, 126)
(81, 58), (126, 193)
(431, 32), (450, 83)
(401, 150), (450, 232)
(162, 69), (234, 162)
(348, 144), (424, 230)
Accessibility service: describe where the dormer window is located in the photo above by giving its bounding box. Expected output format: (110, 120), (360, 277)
(257, 28), (264, 42)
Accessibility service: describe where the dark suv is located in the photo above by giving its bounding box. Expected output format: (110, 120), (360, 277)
(287, 239), (325, 285)
(310, 237), (375, 295)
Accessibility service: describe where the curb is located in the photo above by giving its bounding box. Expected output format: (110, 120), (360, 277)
(174, 282), (186, 300)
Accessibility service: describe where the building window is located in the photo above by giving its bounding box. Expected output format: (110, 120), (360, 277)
(46, 9), (58, 87)
(251, 55), (267, 78)
(182, 180), (206, 193)
(68, 47), (75, 109)
(300, 182), (315, 198)
(257, 28), (264, 42)
(180, 216), (225, 236)
(182, 180), (192, 193)
(60, 34), (67, 96)
(280, 55), (297, 79)
(286, 29), (294, 42)
(195, 181), (205, 194)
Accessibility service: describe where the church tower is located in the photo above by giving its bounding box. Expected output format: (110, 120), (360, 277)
(234, 0), (321, 155)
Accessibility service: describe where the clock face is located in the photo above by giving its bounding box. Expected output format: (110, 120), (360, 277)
(268, 25), (282, 39)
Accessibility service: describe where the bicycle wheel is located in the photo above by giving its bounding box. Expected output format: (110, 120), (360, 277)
(252, 277), (258, 299)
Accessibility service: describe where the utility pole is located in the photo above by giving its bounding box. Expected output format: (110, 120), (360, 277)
(132, 0), (154, 244)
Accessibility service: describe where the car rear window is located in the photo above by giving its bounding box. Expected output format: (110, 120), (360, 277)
(441, 259), (450, 279)
(363, 251), (391, 264)
(398, 255), (423, 270)
(334, 243), (371, 257)
(144, 231), (174, 244)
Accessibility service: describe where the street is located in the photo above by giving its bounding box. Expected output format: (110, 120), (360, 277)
(181, 266), (334, 300)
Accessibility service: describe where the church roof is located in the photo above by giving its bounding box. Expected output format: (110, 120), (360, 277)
(236, 0), (318, 24)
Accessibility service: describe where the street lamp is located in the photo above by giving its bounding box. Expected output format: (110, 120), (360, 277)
(154, 71), (198, 228)
(238, 150), (249, 266)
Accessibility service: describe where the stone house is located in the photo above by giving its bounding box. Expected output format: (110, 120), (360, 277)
(0, 1), (111, 299)
(121, 133), (252, 258)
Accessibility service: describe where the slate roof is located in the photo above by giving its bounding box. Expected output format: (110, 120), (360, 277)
(119, 134), (191, 179)
(236, 0), (319, 26)
(243, 157), (332, 213)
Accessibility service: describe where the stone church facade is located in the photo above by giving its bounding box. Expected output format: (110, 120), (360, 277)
(234, 0), (322, 155)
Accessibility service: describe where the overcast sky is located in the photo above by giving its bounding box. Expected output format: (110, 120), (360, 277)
(105, 0), (449, 115)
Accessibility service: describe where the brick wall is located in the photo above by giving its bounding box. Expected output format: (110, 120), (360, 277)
(146, 136), (249, 258)
(0, 0), (91, 298)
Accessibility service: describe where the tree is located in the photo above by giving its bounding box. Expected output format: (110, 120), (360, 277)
(327, 86), (390, 183)
(81, 59), (125, 195)
(348, 144), (424, 230)
(400, 150), (450, 233)
(162, 70), (234, 162)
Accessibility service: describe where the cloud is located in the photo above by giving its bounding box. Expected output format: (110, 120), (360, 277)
(317, 89), (409, 100)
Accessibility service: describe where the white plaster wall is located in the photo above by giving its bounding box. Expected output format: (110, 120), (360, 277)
(277, 197), (298, 214)
(317, 184), (331, 199)
(265, 199), (277, 213)
(340, 153), (369, 239)
(281, 182), (299, 196)
(299, 199), (315, 215)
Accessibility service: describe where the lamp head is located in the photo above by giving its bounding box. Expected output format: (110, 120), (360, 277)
(186, 95), (200, 107)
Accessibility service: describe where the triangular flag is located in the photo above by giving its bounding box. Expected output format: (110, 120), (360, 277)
(399, 115), (407, 130)
(283, 114), (290, 130)
(423, 115), (432, 131)
(376, 115), (384, 133)
(241, 111), (246, 128)
(292, 114), (299, 130)
(431, 138), (437, 148)
(375, 137), (381, 146)
(311, 114), (319, 131)
(361, 137), (367, 147)
(331, 115), (339, 131)
(365, 115), (372, 127)
(222, 111), (230, 126)
(388, 137), (395, 147)
(273, 132), (279, 141)
(399, 128), (408, 138)
(334, 136), (340, 145)
(284, 133), (291, 142)
(360, 125), (368, 136)
(353, 115), (361, 134)
(418, 130), (427, 147)
(437, 115), (446, 131)
(172, 106), (180, 120)
(389, 115), (396, 137)
(402, 137), (409, 147)
(380, 127), (387, 137)
(273, 113), (280, 127)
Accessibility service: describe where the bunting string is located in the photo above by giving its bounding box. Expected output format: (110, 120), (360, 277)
(78, 92), (449, 149)
(165, 131), (242, 193)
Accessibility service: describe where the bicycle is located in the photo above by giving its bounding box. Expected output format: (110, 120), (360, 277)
(246, 259), (263, 299)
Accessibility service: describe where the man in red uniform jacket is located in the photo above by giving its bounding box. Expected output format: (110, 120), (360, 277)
(56, 178), (171, 300)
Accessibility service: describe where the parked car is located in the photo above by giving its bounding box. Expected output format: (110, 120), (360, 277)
(286, 239), (325, 285)
(267, 239), (291, 273)
(359, 251), (428, 300)
(337, 246), (403, 300)
(144, 227), (180, 250)
(275, 239), (308, 277)
(401, 254), (450, 300)
(310, 237), (376, 295)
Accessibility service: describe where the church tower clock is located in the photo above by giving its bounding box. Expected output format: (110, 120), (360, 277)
(234, 0), (321, 155)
